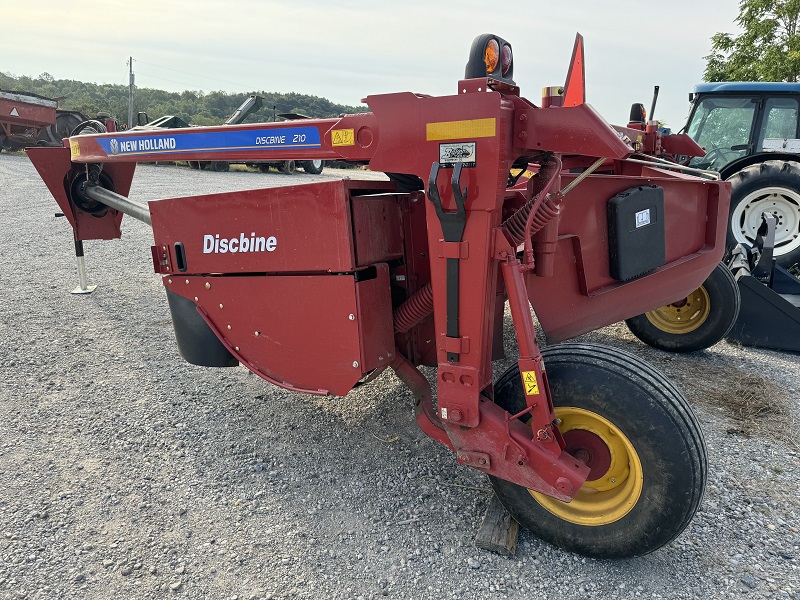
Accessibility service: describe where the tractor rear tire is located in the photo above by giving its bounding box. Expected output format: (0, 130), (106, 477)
(727, 160), (800, 267)
(624, 263), (740, 353)
(37, 112), (84, 146)
(489, 343), (706, 559)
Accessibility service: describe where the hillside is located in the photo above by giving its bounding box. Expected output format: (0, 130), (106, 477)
(0, 71), (367, 127)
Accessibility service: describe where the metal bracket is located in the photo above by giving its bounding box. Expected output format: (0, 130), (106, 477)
(456, 450), (491, 469)
(751, 213), (777, 283)
(428, 162), (467, 362)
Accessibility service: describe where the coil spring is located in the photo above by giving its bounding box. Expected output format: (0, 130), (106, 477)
(393, 282), (434, 333)
(502, 193), (560, 246)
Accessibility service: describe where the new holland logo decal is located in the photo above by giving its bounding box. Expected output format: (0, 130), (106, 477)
(439, 142), (476, 168)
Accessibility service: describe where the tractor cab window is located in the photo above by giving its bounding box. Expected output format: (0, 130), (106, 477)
(686, 96), (757, 170)
(757, 97), (799, 150)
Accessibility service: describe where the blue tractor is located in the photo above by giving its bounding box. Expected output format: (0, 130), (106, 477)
(625, 83), (800, 352)
(684, 82), (800, 267)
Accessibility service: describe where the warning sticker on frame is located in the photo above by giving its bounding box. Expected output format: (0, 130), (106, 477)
(521, 370), (540, 395)
(331, 128), (355, 147)
(439, 142), (476, 168)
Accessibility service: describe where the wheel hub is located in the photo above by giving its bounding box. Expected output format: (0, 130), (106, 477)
(562, 429), (611, 481)
(643, 285), (710, 334)
(530, 407), (643, 526)
(731, 186), (800, 257)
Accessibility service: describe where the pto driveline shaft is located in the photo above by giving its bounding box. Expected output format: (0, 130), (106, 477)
(82, 183), (152, 226)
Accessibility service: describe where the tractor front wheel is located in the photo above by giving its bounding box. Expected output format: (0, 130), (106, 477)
(489, 343), (707, 559)
(625, 263), (740, 353)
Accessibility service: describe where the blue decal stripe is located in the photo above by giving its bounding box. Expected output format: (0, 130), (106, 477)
(100, 143), (322, 157)
(97, 125), (323, 157)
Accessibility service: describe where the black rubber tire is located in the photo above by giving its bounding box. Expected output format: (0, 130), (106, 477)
(209, 161), (230, 172)
(489, 343), (707, 559)
(624, 263), (740, 353)
(278, 160), (296, 174)
(727, 160), (800, 268)
(301, 159), (324, 174)
(37, 112), (84, 146)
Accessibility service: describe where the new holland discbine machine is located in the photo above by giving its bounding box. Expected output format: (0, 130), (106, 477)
(27, 34), (730, 558)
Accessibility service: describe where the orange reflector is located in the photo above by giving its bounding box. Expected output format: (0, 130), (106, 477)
(484, 39), (500, 74)
(426, 118), (496, 141)
(563, 33), (586, 107)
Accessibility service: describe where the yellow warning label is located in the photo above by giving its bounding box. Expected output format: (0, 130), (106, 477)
(510, 168), (536, 180)
(70, 140), (80, 157)
(521, 370), (539, 395)
(331, 128), (355, 147)
(426, 118), (496, 141)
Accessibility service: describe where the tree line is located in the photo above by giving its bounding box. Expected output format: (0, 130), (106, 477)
(8, 1), (800, 129)
(705, 0), (800, 82)
(0, 71), (367, 127)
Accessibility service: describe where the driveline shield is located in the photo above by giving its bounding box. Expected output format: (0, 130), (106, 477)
(607, 185), (666, 281)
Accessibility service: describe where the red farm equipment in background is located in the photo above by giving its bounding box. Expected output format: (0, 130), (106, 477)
(27, 33), (728, 559)
(0, 90), (58, 150)
(0, 89), (116, 152)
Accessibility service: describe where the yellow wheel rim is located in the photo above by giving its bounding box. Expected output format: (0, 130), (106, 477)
(531, 407), (643, 526)
(644, 285), (710, 334)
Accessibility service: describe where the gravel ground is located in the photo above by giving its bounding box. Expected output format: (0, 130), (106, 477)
(1, 153), (799, 600)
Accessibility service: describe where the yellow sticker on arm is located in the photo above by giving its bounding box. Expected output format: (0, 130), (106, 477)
(521, 370), (540, 395)
(331, 128), (355, 147)
(70, 140), (80, 157)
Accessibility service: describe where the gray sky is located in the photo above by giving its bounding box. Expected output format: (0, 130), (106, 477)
(3, 0), (741, 130)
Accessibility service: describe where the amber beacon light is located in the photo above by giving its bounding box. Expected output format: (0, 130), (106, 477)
(465, 34), (515, 84)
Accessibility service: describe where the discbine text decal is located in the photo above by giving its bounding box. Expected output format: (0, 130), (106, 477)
(203, 233), (278, 254)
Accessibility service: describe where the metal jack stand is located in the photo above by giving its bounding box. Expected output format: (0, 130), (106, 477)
(71, 238), (97, 295)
